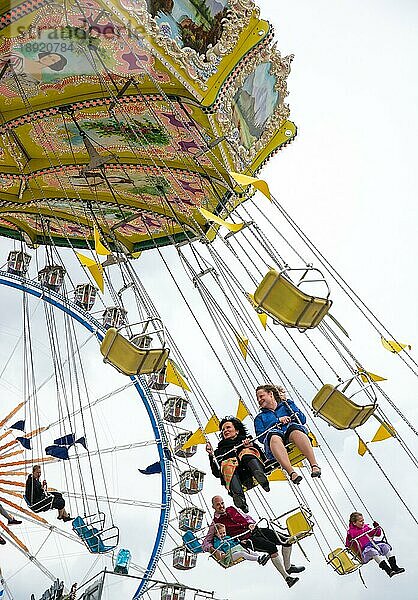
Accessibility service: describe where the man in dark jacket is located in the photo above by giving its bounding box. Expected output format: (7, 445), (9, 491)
(25, 465), (71, 522)
(202, 495), (305, 588)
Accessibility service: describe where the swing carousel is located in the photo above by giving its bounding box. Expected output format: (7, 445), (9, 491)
(0, 0), (417, 599)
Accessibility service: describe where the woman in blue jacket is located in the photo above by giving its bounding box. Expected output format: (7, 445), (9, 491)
(254, 385), (321, 485)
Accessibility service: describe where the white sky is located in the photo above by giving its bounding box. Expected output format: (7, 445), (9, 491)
(0, 1), (417, 599)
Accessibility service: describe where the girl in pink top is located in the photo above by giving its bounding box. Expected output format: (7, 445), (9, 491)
(345, 512), (405, 578)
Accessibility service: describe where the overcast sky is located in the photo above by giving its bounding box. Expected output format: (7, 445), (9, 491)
(1, 1), (417, 599)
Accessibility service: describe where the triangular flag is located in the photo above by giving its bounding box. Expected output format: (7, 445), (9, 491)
(16, 437), (31, 450)
(198, 207), (245, 233)
(131, 251), (142, 259)
(138, 461), (162, 475)
(87, 263), (104, 293)
(247, 293), (267, 328)
(45, 445), (70, 460)
(75, 436), (87, 450)
(181, 428), (206, 450)
(204, 415), (220, 434)
(54, 433), (75, 446)
(381, 337), (411, 353)
(257, 312), (267, 329)
(358, 438), (368, 456)
(235, 334), (249, 360)
(371, 422), (396, 443)
(236, 399), (250, 421)
(165, 360), (191, 391)
(356, 364), (387, 383)
(76, 252), (104, 292)
(229, 171), (271, 200)
(10, 420), (25, 432)
(267, 469), (287, 481)
(94, 228), (111, 256)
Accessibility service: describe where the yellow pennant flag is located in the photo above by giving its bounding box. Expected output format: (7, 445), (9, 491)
(267, 469), (287, 482)
(76, 252), (104, 292)
(204, 415), (220, 434)
(358, 438), (368, 457)
(229, 171), (271, 201)
(198, 207), (245, 233)
(165, 360), (191, 391)
(371, 422), (396, 443)
(94, 228), (111, 256)
(356, 364), (387, 383)
(235, 334), (249, 360)
(246, 293), (267, 328)
(257, 312), (268, 329)
(131, 251), (142, 259)
(381, 337), (412, 353)
(181, 428), (206, 450)
(236, 399), (250, 421)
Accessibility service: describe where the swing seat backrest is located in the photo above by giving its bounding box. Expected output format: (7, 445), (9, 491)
(73, 516), (113, 554)
(100, 327), (169, 376)
(254, 269), (332, 330)
(312, 384), (376, 430)
(286, 510), (314, 543)
(182, 531), (204, 554)
(328, 547), (362, 575)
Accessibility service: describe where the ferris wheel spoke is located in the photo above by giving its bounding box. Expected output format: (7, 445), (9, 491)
(4, 534), (57, 585)
(73, 439), (158, 460)
(47, 381), (139, 429)
(64, 492), (166, 509)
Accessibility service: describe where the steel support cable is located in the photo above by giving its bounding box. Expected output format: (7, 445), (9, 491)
(354, 432), (418, 527)
(207, 240), (324, 388)
(136, 222), (247, 405)
(65, 314), (112, 520)
(205, 242), (324, 389)
(42, 302), (85, 518)
(120, 257), (221, 426)
(318, 323), (418, 471)
(321, 320), (418, 439)
(178, 250), (272, 394)
(269, 195), (418, 379)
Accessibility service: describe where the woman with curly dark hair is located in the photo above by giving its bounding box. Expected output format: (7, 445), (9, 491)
(206, 416), (269, 513)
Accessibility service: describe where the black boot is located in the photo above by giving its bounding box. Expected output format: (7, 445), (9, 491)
(246, 458), (270, 492)
(232, 493), (248, 513)
(388, 556), (405, 575)
(379, 560), (395, 577)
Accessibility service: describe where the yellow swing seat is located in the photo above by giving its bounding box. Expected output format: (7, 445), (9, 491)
(253, 268), (332, 330)
(286, 508), (314, 544)
(100, 327), (169, 376)
(328, 547), (362, 575)
(312, 383), (376, 430)
(271, 506), (314, 545)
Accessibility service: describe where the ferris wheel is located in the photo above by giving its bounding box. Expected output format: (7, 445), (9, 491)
(0, 262), (172, 599)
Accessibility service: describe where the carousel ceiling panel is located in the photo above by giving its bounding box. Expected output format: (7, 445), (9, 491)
(115, 0), (271, 105)
(0, 0), (296, 252)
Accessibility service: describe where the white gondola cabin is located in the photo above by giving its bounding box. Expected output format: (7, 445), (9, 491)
(74, 283), (97, 311)
(161, 584), (186, 600)
(38, 265), (66, 292)
(178, 507), (205, 532)
(148, 367), (169, 390)
(163, 396), (188, 423)
(174, 432), (197, 458)
(179, 469), (205, 495)
(173, 545), (197, 570)
(7, 250), (31, 276)
(102, 306), (128, 329)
